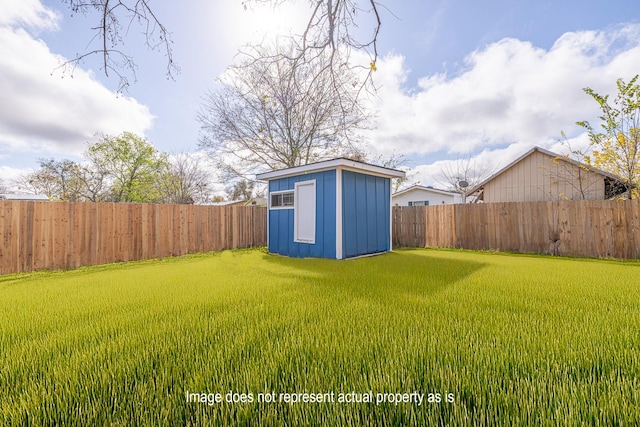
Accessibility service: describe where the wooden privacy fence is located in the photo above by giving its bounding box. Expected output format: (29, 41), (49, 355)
(3, 199), (639, 274)
(0, 201), (267, 275)
(393, 200), (640, 259)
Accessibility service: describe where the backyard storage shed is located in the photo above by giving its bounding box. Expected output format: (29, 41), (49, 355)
(256, 158), (406, 259)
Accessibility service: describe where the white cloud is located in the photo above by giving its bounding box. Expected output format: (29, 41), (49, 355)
(0, 0), (59, 31)
(368, 24), (640, 161)
(0, 164), (33, 184)
(0, 0), (154, 159)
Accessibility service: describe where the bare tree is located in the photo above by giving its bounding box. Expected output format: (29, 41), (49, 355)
(75, 163), (110, 202)
(243, 0), (384, 85)
(14, 158), (109, 201)
(58, 0), (179, 91)
(551, 134), (603, 200)
(198, 42), (369, 180)
(226, 179), (256, 202)
(13, 175), (45, 196)
(246, 1), (382, 55)
(158, 152), (213, 204)
(15, 159), (85, 201)
(236, 0), (388, 115)
(56, 1), (385, 92)
(363, 151), (414, 193)
(437, 155), (496, 203)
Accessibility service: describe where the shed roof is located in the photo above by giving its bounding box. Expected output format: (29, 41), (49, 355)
(0, 194), (49, 201)
(256, 158), (406, 181)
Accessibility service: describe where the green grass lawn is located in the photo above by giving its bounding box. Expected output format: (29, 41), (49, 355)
(1, 248), (639, 425)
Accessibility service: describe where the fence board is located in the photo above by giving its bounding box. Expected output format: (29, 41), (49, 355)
(0, 202), (267, 275)
(3, 199), (638, 275)
(393, 200), (640, 260)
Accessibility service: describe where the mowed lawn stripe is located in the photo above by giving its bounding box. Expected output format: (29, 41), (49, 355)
(1, 248), (638, 425)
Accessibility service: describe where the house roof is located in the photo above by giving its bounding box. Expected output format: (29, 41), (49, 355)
(208, 200), (247, 206)
(0, 194), (49, 201)
(468, 146), (626, 196)
(255, 158), (406, 181)
(392, 185), (458, 198)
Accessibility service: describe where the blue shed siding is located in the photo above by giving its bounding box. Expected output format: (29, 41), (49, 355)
(342, 170), (390, 258)
(268, 170), (336, 258)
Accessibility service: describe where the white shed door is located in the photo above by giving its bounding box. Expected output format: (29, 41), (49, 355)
(294, 180), (316, 244)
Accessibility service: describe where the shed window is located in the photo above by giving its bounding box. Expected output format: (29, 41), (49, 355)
(270, 191), (294, 209)
(409, 200), (429, 206)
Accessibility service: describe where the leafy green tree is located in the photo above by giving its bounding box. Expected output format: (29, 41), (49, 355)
(578, 75), (640, 199)
(15, 134), (194, 203)
(86, 132), (170, 203)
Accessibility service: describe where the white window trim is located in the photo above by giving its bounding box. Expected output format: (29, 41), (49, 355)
(269, 189), (294, 210)
(336, 169), (343, 259)
(294, 180), (316, 244)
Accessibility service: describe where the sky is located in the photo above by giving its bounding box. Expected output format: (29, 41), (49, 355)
(1, 0), (640, 192)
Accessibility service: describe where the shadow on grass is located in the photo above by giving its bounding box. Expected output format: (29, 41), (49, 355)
(261, 248), (486, 300)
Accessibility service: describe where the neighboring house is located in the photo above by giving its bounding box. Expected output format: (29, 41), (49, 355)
(244, 197), (267, 207)
(256, 158), (405, 259)
(392, 185), (462, 206)
(0, 194), (49, 201)
(208, 198), (266, 207)
(208, 200), (246, 207)
(468, 146), (628, 203)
